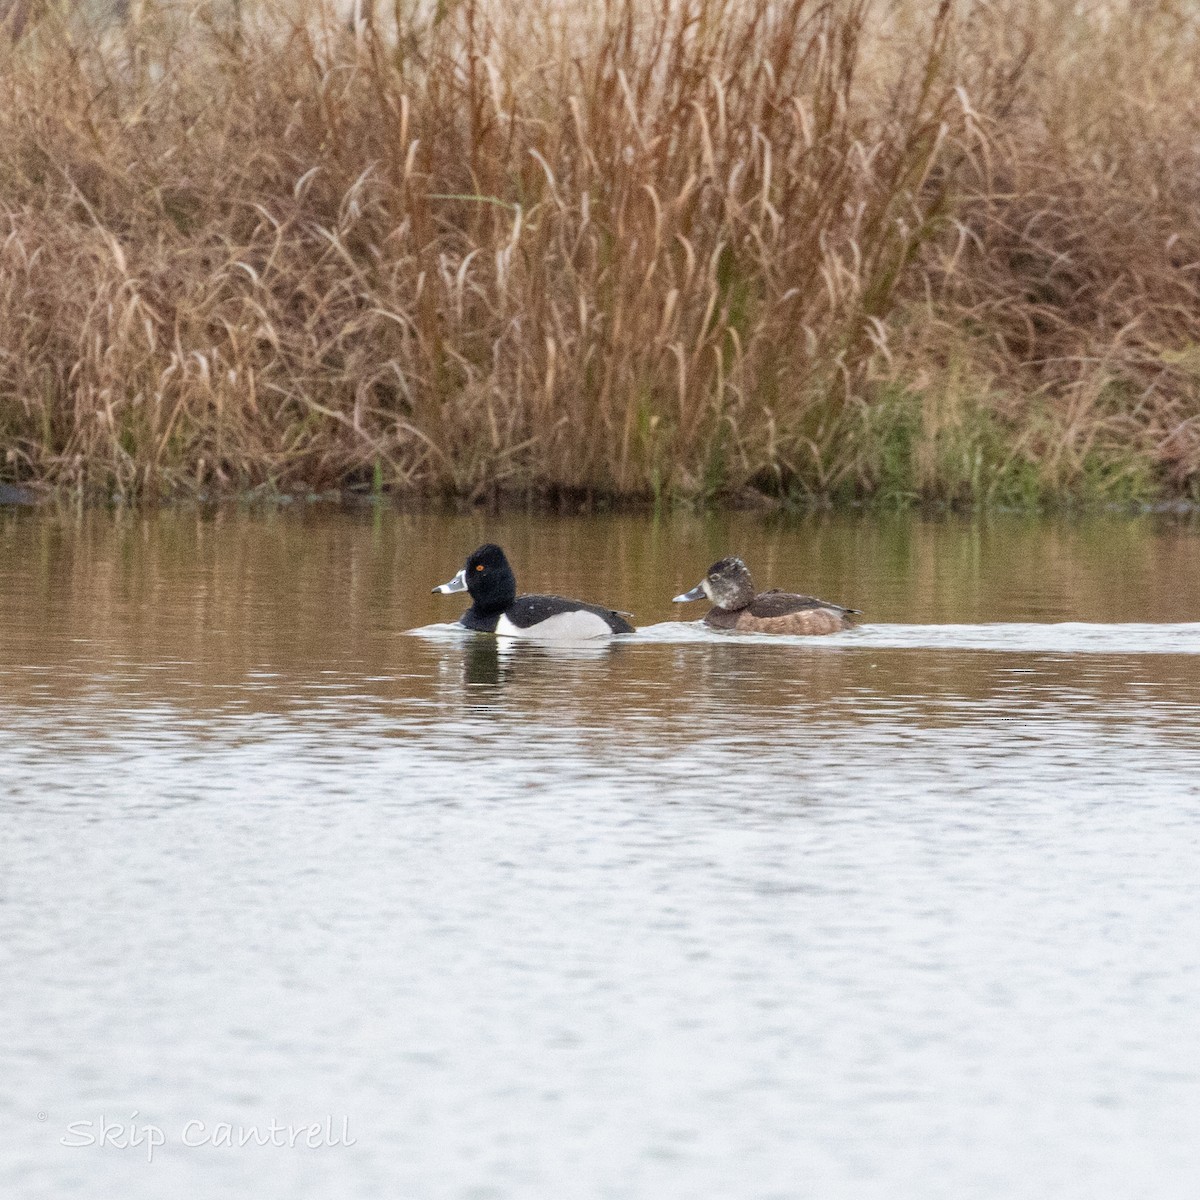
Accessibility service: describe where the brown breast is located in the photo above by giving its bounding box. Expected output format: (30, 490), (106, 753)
(702, 591), (858, 635)
(733, 607), (852, 635)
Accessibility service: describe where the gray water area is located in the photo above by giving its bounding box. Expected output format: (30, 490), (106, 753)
(2, 506), (1199, 1199)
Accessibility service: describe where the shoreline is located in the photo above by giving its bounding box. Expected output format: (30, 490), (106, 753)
(3, 482), (1199, 519)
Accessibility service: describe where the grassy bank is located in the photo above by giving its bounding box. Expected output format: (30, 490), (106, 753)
(1, 0), (1198, 507)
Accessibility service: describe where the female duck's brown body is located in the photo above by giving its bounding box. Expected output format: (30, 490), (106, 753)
(673, 557), (860, 635)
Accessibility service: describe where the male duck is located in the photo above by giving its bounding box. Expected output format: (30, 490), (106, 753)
(673, 556), (860, 635)
(434, 544), (635, 639)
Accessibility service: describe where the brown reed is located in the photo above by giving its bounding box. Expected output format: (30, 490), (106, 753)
(0, 0), (1198, 507)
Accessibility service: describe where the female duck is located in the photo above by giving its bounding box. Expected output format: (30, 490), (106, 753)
(434, 544), (635, 639)
(673, 556), (860, 635)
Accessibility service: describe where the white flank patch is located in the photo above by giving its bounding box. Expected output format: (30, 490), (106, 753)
(495, 610), (616, 641)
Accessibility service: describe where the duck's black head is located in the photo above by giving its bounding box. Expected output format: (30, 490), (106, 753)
(463, 544), (517, 612)
(452, 543), (517, 615)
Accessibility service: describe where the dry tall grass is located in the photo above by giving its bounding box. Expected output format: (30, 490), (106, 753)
(1, 0), (1198, 506)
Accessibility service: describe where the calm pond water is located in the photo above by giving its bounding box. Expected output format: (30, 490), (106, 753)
(2, 505), (1200, 1200)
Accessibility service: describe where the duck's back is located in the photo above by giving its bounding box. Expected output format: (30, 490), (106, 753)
(496, 594), (635, 639)
(704, 590), (858, 635)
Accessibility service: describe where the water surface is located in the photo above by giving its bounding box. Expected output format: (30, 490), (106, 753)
(2, 507), (1199, 1199)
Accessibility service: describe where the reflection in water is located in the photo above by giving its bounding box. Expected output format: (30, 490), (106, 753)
(463, 632), (504, 691)
(2, 507), (1200, 1200)
(452, 631), (628, 714)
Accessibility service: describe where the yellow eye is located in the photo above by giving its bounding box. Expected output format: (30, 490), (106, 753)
(475, 563), (485, 571)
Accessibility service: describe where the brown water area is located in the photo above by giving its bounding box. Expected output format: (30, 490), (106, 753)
(2, 506), (1200, 1199)
(3, 506), (1200, 708)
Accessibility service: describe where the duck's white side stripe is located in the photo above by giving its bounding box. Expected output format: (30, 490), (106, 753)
(495, 610), (616, 640)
